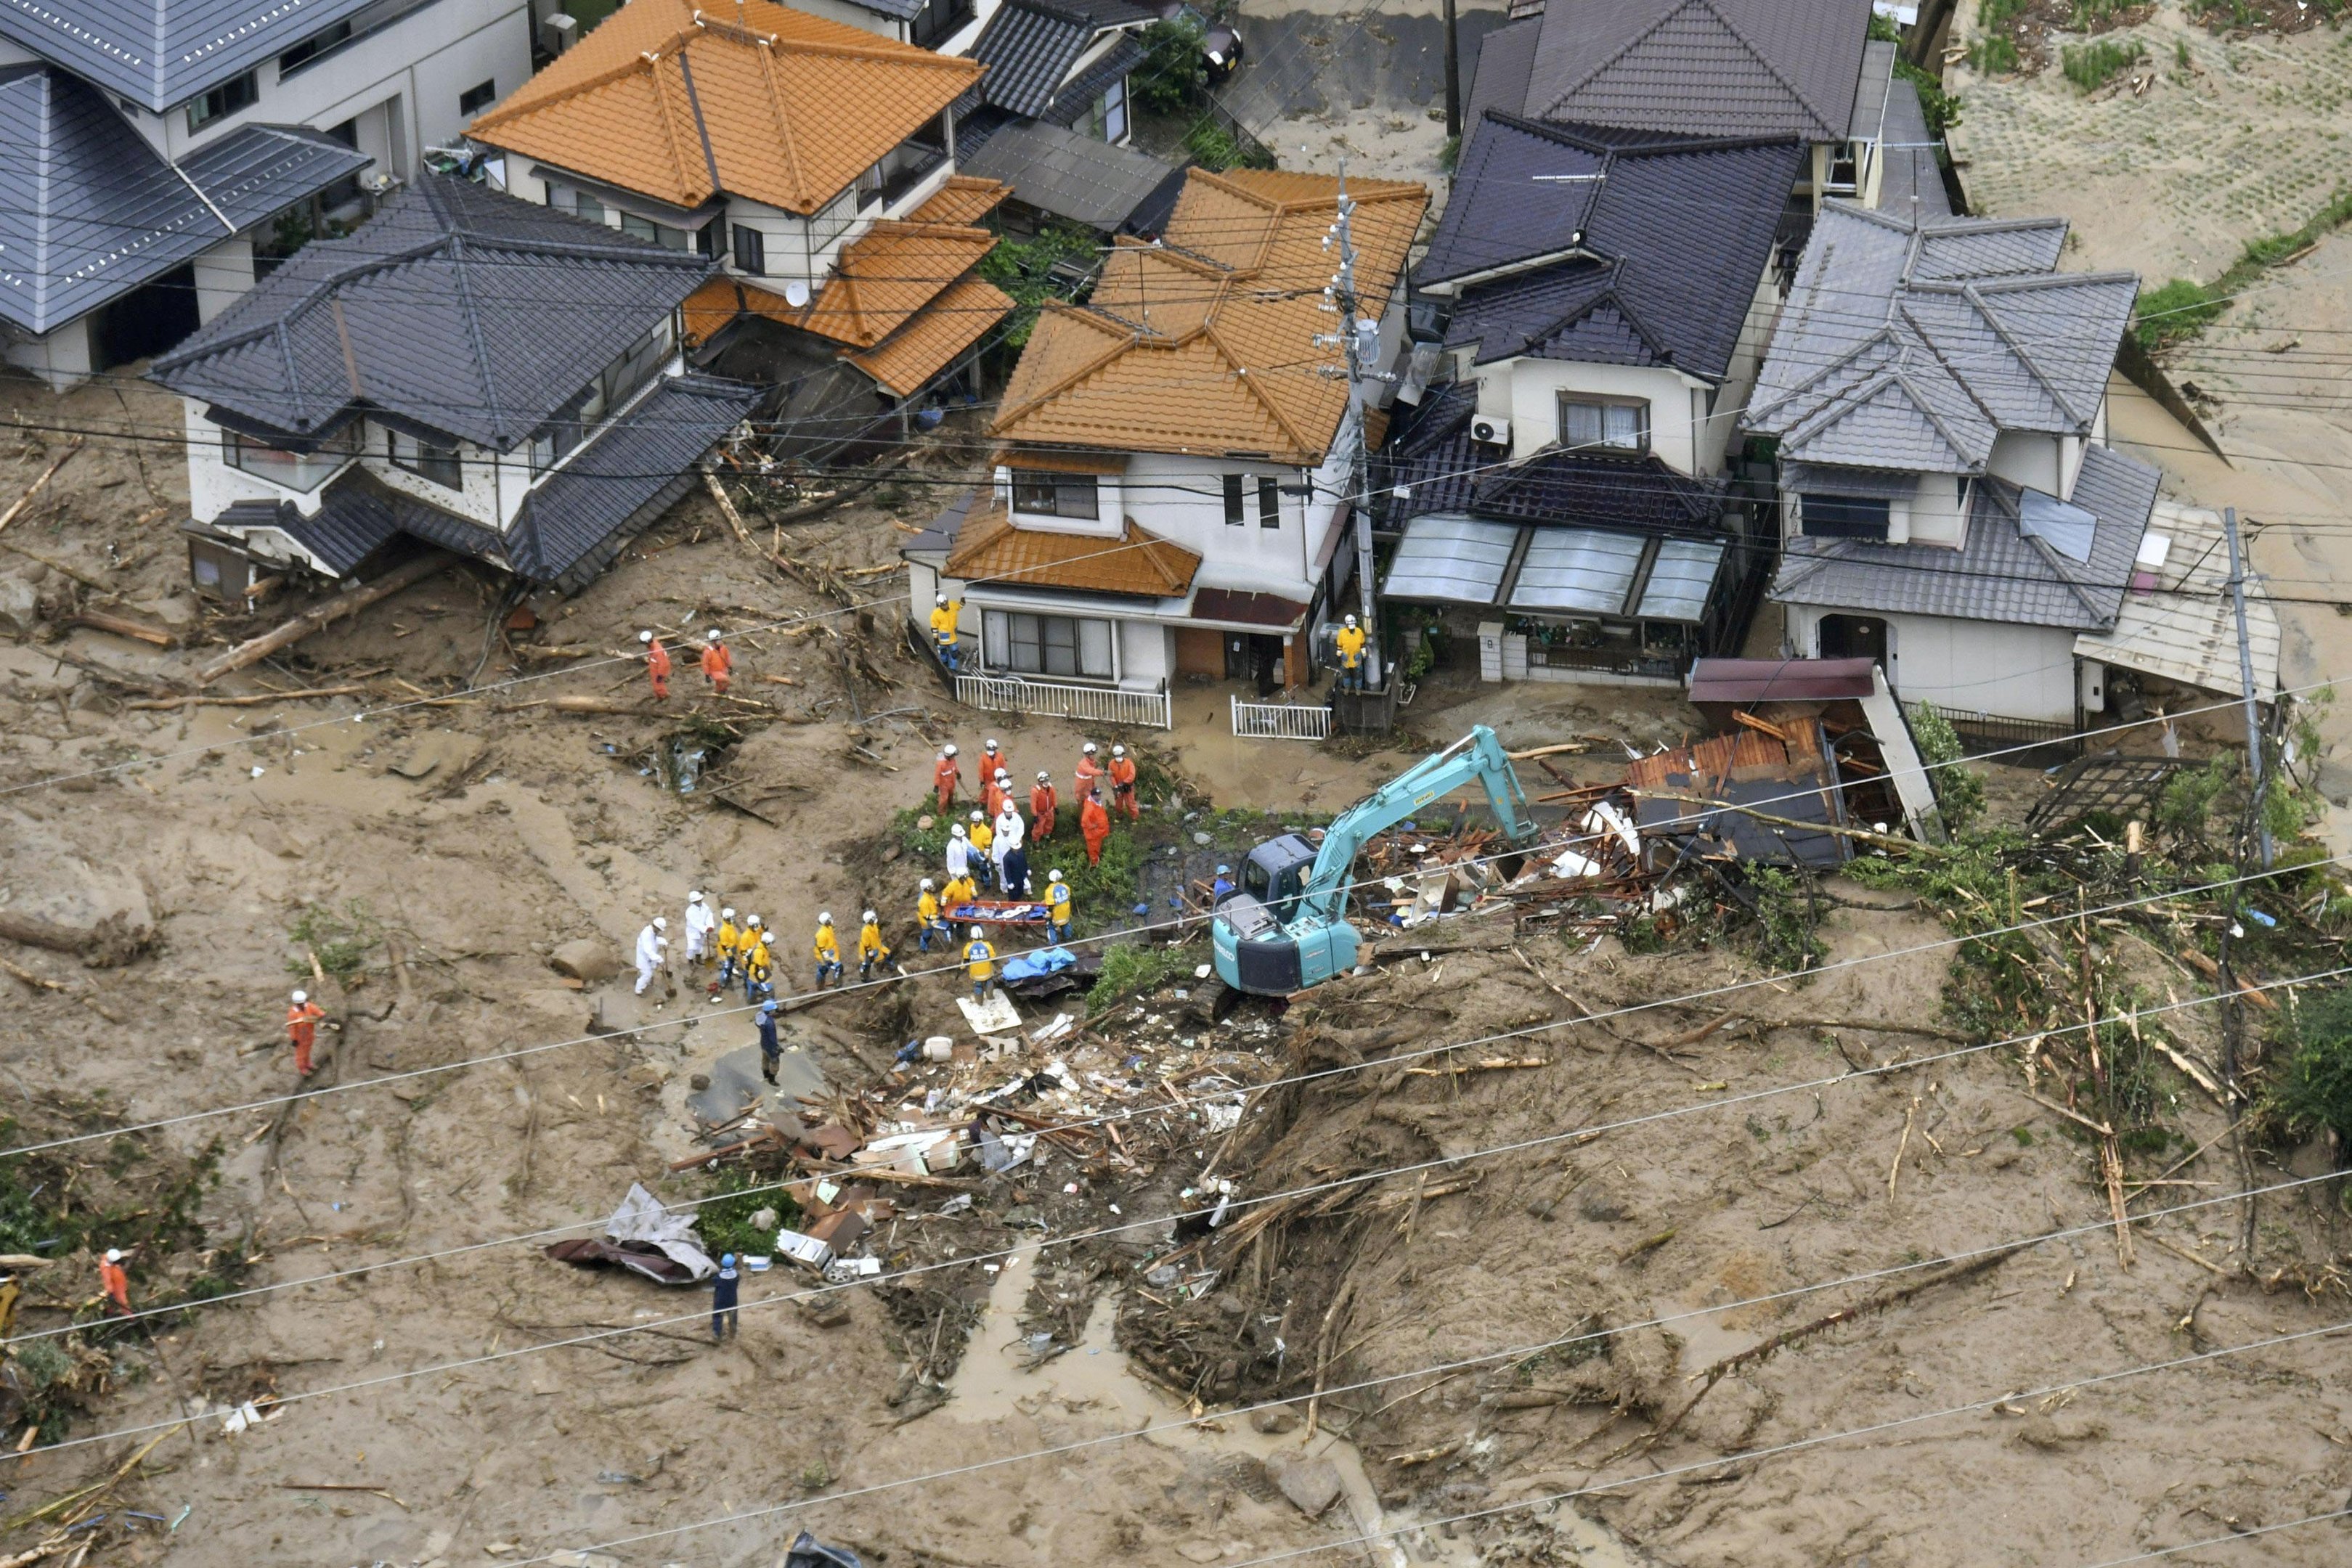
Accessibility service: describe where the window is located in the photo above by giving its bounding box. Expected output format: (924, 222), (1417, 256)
(617, 212), (687, 249)
(1010, 469), (1099, 520)
(696, 219), (723, 258)
(280, 21), (352, 73)
(1826, 141), (1861, 192)
(553, 186), (606, 225)
(1257, 475), (1279, 528)
(982, 610), (1114, 679)
(1559, 396), (1648, 453)
(1100, 75), (1128, 144)
(226, 426), (357, 491)
(187, 70), (258, 132)
(458, 78), (497, 116)
(857, 160), (887, 207)
(388, 428), (463, 489)
(910, 0), (973, 49)
(1799, 493), (1891, 541)
(1223, 473), (1245, 526)
(732, 224), (765, 275)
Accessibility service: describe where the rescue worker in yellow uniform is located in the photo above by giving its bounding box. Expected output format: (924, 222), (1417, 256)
(741, 923), (774, 1003)
(929, 594), (964, 670)
(1334, 613), (1367, 691)
(712, 907), (741, 993)
(967, 809), (995, 890)
(940, 870), (978, 911)
(916, 878), (948, 952)
(1045, 868), (1073, 944)
(856, 910), (892, 979)
(813, 913), (843, 988)
(963, 926), (997, 1001)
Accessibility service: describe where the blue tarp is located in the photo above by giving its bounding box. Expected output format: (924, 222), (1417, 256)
(1001, 947), (1078, 981)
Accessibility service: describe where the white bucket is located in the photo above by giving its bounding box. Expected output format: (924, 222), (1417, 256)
(924, 1035), (955, 1062)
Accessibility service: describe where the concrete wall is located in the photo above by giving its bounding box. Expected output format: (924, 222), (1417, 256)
(1119, 618), (1171, 687)
(1987, 430), (2062, 496)
(193, 236), (257, 324)
(362, 420), (506, 526)
(1785, 601), (2079, 722)
(3, 317), (94, 391)
(1481, 358), (1714, 474)
(1119, 451), (1325, 603)
(1909, 473), (1968, 547)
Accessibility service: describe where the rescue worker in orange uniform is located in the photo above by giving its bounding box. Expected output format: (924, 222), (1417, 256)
(1080, 788), (1111, 867)
(1108, 743), (1139, 820)
(699, 629), (733, 694)
(1075, 741), (1104, 805)
(982, 767), (1009, 822)
(98, 1249), (131, 1317)
(1029, 769), (1058, 841)
(980, 738), (1010, 787)
(933, 744), (962, 813)
(640, 630), (672, 701)
(286, 989), (326, 1077)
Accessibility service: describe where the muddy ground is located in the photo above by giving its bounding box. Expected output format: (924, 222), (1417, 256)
(0, 233), (2348, 1568)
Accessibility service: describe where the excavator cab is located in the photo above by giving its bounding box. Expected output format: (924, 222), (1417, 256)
(1240, 834), (1319, 922)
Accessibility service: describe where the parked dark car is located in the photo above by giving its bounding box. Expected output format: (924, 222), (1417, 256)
(1155, 1), (1243, 82)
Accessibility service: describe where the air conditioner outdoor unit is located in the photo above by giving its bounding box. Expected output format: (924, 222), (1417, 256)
(1470, 415), (1510, 447)
(542, 11), (577, 52)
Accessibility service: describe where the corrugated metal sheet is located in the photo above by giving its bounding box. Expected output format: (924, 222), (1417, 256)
(2074, 499), (2282, 698)
(1510, 526), (1644, 613)
(1383, 514), (1518, 605)
(1635, 537), (1724, 621)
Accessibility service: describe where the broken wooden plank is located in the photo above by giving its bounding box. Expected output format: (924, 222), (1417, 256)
(67, 608), (174, 647)
(192, 554), (450, 686)
(0, 438), (82, 539)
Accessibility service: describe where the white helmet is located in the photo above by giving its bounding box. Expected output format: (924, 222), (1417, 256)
(1083, 741), (1097, 755)
(652, 916), (667, 930)
(1343, 613), (1358, 628)
(688, 890), (704, 904)
(746, 915), (762, 928)
(935, 593), (948, 607)
(1036, 769), (1050, 783)
(943, 743), (958, 757)
(290, 989), (307, 1004)
(921, 878), (935, 890)
(1048, 869), (1063, 883)
(639, 629), (654, 644)
(818, 912), (833, 926)
(722, 907), (736, 920)
(969, 926), (984, 940)
(951, 823), (967, 838)
(970, 810), (985, 822)
(985, 738), (1001, 753)
(705, 629), (723, 642)
(105, 1249), (123, 1263)
(1112, 744), (1126, 757)
(862, 910), (876, 924)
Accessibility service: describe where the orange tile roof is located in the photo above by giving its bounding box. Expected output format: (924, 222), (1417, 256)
(909, 176), (1013, 227)
(468, 0), (982, 216)
(946, 503), (1201, 598)
(992, 446), (1130, 473)
(990, 168), (1428, 466)
(848, 276), (1015, 396)
(784, 219), (1000, 348)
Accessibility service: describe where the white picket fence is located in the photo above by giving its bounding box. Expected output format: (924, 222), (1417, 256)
(954, 672), (1172, 729)
(1231, 694), (1333, 741)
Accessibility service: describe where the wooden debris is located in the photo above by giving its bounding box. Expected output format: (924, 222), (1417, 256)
(66, 609), (174, 647)
(0, 438), (82, 539)
(192, 553), (450, 686)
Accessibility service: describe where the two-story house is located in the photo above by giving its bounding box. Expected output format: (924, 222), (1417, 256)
(1744, 203), (2165, 727)
(0, 0), (533, 383)
(955, 0), (1178, 237)
(1468, 0), (1890, 217)
(901, 168), (1428, 716)
(1378, 113), (1804, 685)
(156, 174), (761, 600)
(467, 0), (1015, 420)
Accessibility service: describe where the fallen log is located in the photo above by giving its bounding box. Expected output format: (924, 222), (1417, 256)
(192, 553), (450, 687)
(0, 910), (150, 967)
(0, 438), (82, 539)
(126, 683), (368, 711)
(68, 608), (174, 647)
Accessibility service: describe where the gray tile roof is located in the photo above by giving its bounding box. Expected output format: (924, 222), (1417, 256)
(1040, 33), (1147, 128)
(0, 65), (369, 334)
(1465, 16), (1541, 128)
(1873, 77), (1950, 223)
(508, 372), (762, 586)
(150, 173), (719, 451)
(1745, 202), (2139, 474)
(1770, 444), (2159, 630)
(0, 0), (384, 113)
(1521, 0), (1877, 142)
(959, 116), (1171, 231)
(1848, 38), (1895, 139)
(970, 0), (1148, 118)
(1421, 115), (1804, 383)
(834, 0), (928, 20)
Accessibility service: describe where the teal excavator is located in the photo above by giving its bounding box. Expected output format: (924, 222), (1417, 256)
(1211, 726), (1537, 996)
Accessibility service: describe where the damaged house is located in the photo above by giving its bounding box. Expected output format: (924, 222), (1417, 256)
(158, 174), (761, 598)
(466, 0), (1014, 448)
(1378, 114), (1804, 685)
(1744, 203), (2214, 731)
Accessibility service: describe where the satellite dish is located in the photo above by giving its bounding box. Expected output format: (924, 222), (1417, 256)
(783, 279), (810, 309)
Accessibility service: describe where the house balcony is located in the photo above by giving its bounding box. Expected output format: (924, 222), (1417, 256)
(953, 669), (1172, 729)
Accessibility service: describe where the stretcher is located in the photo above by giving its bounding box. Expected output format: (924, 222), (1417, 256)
(944, 898), (1051, 926)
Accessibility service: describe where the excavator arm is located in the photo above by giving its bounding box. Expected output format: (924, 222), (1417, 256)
(1212, 726), (1534, 995)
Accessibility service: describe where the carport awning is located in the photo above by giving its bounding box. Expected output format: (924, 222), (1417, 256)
(1382, 514), (1727, 623)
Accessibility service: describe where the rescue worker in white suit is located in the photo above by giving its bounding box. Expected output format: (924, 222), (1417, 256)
(683, 890), (716, 968)
(634, 916), (669, 995)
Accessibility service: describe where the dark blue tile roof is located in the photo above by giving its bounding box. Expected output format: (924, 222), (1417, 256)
(1040, 33), (1147, 128)
(150, 174), (719, 452)
(0, 65), (369, 335)
(0, 0), (386, 113)
(1419, 113), (1805, 382)
(971, 1), (1097, 118)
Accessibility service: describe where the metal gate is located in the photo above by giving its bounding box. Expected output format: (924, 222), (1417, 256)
(956, 672), (1172, 729)
(1231, 695), (1332, 741)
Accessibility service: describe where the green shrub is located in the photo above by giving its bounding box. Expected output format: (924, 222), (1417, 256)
(2061, 38), (2146, 92)
(1134, 17), (1208, 113)
(2155, 753), (2238, 841)
(1969, 34), (2021, 74)
(2133, 277), (2227, 349)
(2267, 986), (2352, 1148)
(977, 224), (1100, 348)
(1909, 702), (1984, 834)
(1743, 865), (1824, 973)
(1181, 115), (1275, 172)
(692, 1169), (800, 1263)
(286, 899), (381, 981)
(1088, 941), (1199, 1013)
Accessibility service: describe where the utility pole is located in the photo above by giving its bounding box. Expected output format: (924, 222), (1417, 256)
(1441, 0), (1461, 140)
(2223, 505), (2273, 868)
(1321, 159), (1383, 692)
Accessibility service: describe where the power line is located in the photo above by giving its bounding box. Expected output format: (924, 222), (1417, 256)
(17, 960), (2344, 1466)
